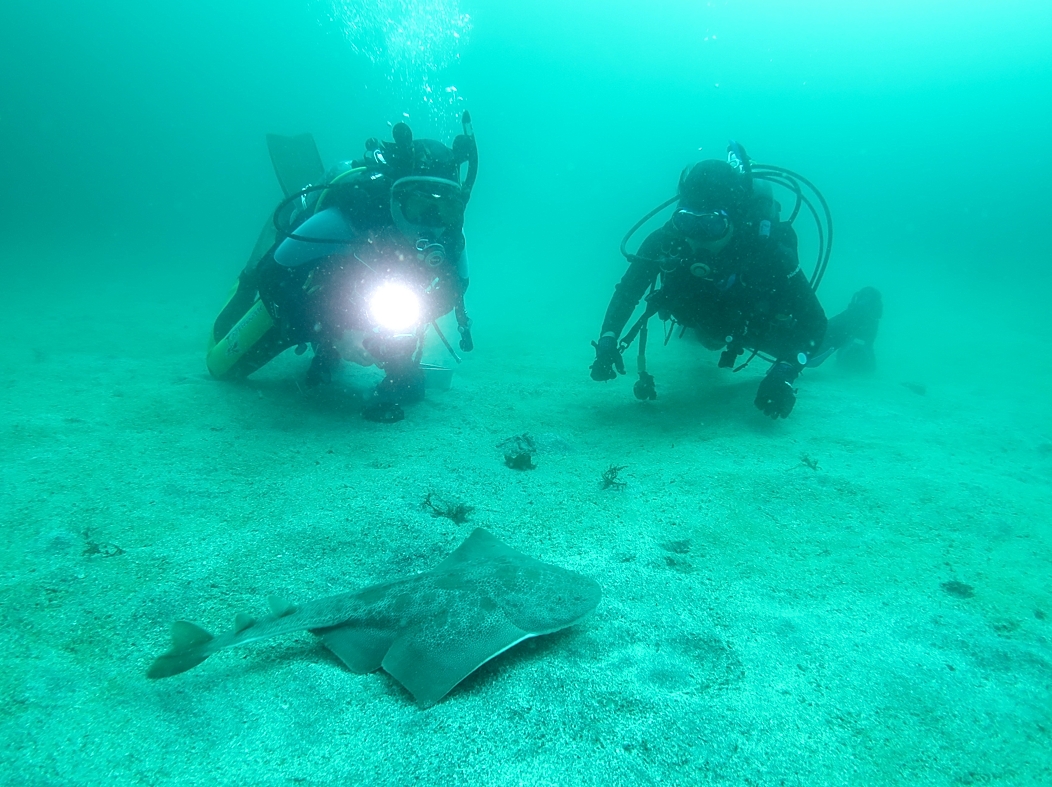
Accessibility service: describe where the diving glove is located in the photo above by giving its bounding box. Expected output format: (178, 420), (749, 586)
(755, 362), (799, 419)
(590, 335), (625, 381)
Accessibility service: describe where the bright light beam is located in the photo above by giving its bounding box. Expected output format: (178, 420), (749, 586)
(369, 282), (421, 333)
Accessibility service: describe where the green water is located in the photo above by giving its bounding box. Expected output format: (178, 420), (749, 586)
(1, 2), (1050, 785)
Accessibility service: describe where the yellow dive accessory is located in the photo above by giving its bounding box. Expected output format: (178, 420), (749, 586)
(206, 299), (275, 378)
(313, 167), (366, 214)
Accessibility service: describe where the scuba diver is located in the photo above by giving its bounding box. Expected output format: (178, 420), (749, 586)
(207, 113), (479, 423)
(590, 142), (883, 419)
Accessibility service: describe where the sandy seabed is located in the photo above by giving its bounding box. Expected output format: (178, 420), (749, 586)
(1, 259), (1050, 787)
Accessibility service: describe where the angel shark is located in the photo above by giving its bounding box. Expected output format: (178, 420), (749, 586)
(148, 528), (601, 708)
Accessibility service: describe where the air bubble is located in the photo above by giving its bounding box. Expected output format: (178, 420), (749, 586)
(325, 0), (471, 129)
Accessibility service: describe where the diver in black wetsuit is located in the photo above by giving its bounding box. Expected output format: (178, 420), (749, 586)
(208, 115), (478, 422)
(590, 149), (882, 419)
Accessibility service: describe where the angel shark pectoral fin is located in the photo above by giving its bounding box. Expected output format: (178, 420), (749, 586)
(315, 625), (398, 674)
(381, 617), (533, 708)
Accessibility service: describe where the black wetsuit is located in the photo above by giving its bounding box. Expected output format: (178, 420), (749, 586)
(601, 221), (826, 367)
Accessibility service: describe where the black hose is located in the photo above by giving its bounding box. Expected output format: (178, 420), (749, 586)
(754, 171), (830, 290)
(793, 191), (826, 288)
(759, 171), (804, 223)
(752, 164), (833, 291)
(619, 196), (678, 263)
(271, 183), (358, 245)
(756, 174), (826, 287)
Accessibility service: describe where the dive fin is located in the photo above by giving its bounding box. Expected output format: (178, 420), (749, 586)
(234, 613), (256, 634)
(147, 621), (214, 679)
(266, 133), (325, 197)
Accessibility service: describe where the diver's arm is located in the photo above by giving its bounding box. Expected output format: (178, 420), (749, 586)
(451, 247), (472, 349)
(769, 268), (827, 370)
(423, 253), (473, 351)
(756, 266), (826, 419)
(765, 223), (827, 366)
(599, 232), (663, 338)
(422, 248), (470, 327)
(452, 248), (471, 326)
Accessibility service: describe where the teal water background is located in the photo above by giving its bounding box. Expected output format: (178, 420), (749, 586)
(3, 0), (1050, 346)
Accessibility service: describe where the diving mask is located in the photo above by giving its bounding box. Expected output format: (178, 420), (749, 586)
(672, 208), (730, 242)
(391, 176), (465, 237)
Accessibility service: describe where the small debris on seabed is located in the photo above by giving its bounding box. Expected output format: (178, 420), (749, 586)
(991, 619), (1019, 635)
(664, 556), (695, 574)
(82, 529), (124, 558)
(902, 381), (927, 396)
(661, 539), (691, 555)
(800, 453), (820, 471)
(601, 464), (627, 490)
(940, 580), (974, 599)
(498, 433), (537, 471)
(422, 492), (474, 524)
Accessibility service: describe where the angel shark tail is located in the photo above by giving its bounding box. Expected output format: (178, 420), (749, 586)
(147, 621), (215, 679)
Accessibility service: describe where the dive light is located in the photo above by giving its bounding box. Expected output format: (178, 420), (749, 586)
(368, 282), (422, 333)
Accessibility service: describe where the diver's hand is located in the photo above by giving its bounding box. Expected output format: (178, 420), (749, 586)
(458, 323), (474, 352)
(755, 362), (798, 419)
(590, 335), (625, 381)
